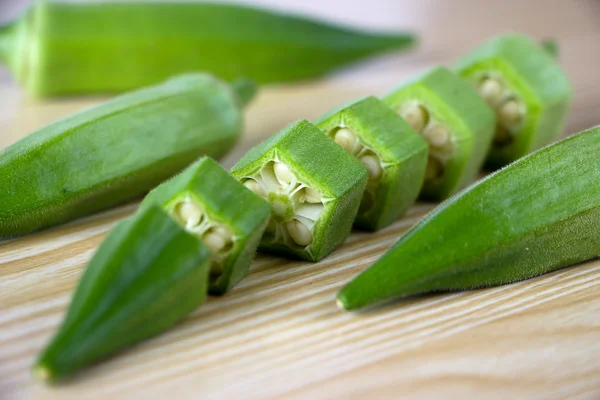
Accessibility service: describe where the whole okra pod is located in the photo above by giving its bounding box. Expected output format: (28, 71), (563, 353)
(338, 126), (600, 311)
(0, 73), (254, 238)
(455, 34), (571, 168)
(383, 67), (496, 200)
(232, 120), (368, 261)
(0, 1), (415, 97)
(315, 96), (428, 230)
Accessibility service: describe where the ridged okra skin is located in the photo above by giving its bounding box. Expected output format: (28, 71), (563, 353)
(315, 96), (428, 230)
(231, 120), (368, 262)
(338, 126), (600, 311)
(383, 67), (496, 201)
(140, 157), (271, 295)
(455, 34), (571, 168)
(0, 73), (253, 239)
(35, 205), (211, 382)
(0, 1), (414, 96)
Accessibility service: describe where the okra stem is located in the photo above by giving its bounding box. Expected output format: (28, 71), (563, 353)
(231, 77), (258, 107)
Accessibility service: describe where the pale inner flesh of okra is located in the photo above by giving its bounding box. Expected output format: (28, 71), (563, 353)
(477, 75), (525, 146)
(242, 160), (326, 248)
(399, 102), (454, 182)
(328, 127), (384, 210)
(171, 197), (235, 275)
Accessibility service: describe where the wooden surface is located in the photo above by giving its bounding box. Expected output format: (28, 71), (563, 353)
(1, 1), (600, 399)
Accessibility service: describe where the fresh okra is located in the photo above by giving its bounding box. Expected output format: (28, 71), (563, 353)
(315, 96), (428, 231)
(0, 73), (254, 239)
(337, 126), (600, 311)
(35, 205), (211, 381)
(0, 1), (415, 97)
(231, 120), (368, 262)
(383, 67), (496, 201)
(140, 157), (271, 295)
(455, 34), (571, 168)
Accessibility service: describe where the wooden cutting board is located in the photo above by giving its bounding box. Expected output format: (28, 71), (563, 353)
(1, 2), (600, 399)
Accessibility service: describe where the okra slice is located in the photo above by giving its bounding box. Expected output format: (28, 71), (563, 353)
(35, 205), (211, 381)
(337, 126), (600, 311)
(455, 33), (571, 168)
(140, 157), (271, 295)
(231, 120), (368, 261)
(383, 67), (496, 200)
(315, 96), (428, 230)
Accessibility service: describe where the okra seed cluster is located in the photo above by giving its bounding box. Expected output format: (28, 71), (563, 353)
(243, 160), (326, 248)
(400, 102), (453, 181)
(477, 76), (525, 145)
(331, 127), (383, 183)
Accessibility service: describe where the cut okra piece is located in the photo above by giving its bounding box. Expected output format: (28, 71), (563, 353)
(383, 67), (496, 201)
(35, 205), (211, 381)
(140, 157), (271, 295)
(315, 96), (428, 230)
(231, 120), (368, 261)
(455, 34), (571, 168)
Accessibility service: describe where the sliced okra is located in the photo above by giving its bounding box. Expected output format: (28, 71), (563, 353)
(383, 67), (496, 200)
(140, 157), (271, 295)
(455, 33), (571, 168)
(34, 205), (211, 381)
(231, 120), (368, 261)
(315, 96), (428, 231)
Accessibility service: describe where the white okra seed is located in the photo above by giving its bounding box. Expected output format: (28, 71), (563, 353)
(498, 99), (522, 126)
(360, 154), (383, 181)
(422, 124), (450, 148)
(203, 229), (228, 254)
(243, 179), (265, 197)
(333, 128), (361, 154)
(176, 201), (202, 227)
(273, 162), (294, 187)
(401, 103), (429, 133)
(478, 78), (503, 104)
(286, 219), (313, 246)
(304, 187), (322, 203)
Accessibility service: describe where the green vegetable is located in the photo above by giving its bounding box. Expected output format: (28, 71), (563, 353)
(455, 34), (571, 168)
(383, 67), (496, 200)
(0, 1), (416, 97)
(0, 73), (253, 239)
(140, 157), (271, 294)
(337, 126), (600, 311)
(315, 96), (428, 230)
(34, 204), (211, 381)
(231, 120), (368, 261)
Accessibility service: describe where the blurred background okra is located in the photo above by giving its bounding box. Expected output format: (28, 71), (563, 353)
(0, 73), (254, 238)
(0, 0), (415, 96)
(315, 96), (428, 231)
(232, 120), (368, 262)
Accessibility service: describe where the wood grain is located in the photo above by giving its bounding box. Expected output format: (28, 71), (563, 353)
(1, 1), (600, 399)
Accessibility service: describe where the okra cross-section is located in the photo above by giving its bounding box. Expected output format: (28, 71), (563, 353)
(140, 157), (271, 295)
(383, 67), (496, 200)
(455, 33), (571, 168)
(315, 96), (428, 230)
(231, 120), (368, 261)
(34, 205), (211, 381)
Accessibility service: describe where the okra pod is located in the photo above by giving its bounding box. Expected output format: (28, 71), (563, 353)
(0, 73), (254, 238)
(35, 205), (211, 381)
(383, 67), (496, 200)
(337, 126), (600, 311)
(455, 34), (571, 168)
(0, 1), (415, 96)
(231, 120), (368, 261)
(315, 96), (428, 230)
(140, 157), (271, 294)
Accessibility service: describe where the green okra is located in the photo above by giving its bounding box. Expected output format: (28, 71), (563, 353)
(383, 67), (496, 201)
(0, 1), (415, 97)
(0, 73), (254, 239)
(337, 126), (600, 311)
(315, 96), (428, 231)
(231, 120), (368, 262)
(140, 157), (271, 295)
(35, 204), (211, 382)
(455, 34), (571, 168)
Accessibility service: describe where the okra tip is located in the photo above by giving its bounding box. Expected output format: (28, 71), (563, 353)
(31, 363), (53, 384)
(231, 77), (258, 107)
(540, 38), (559, 59)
